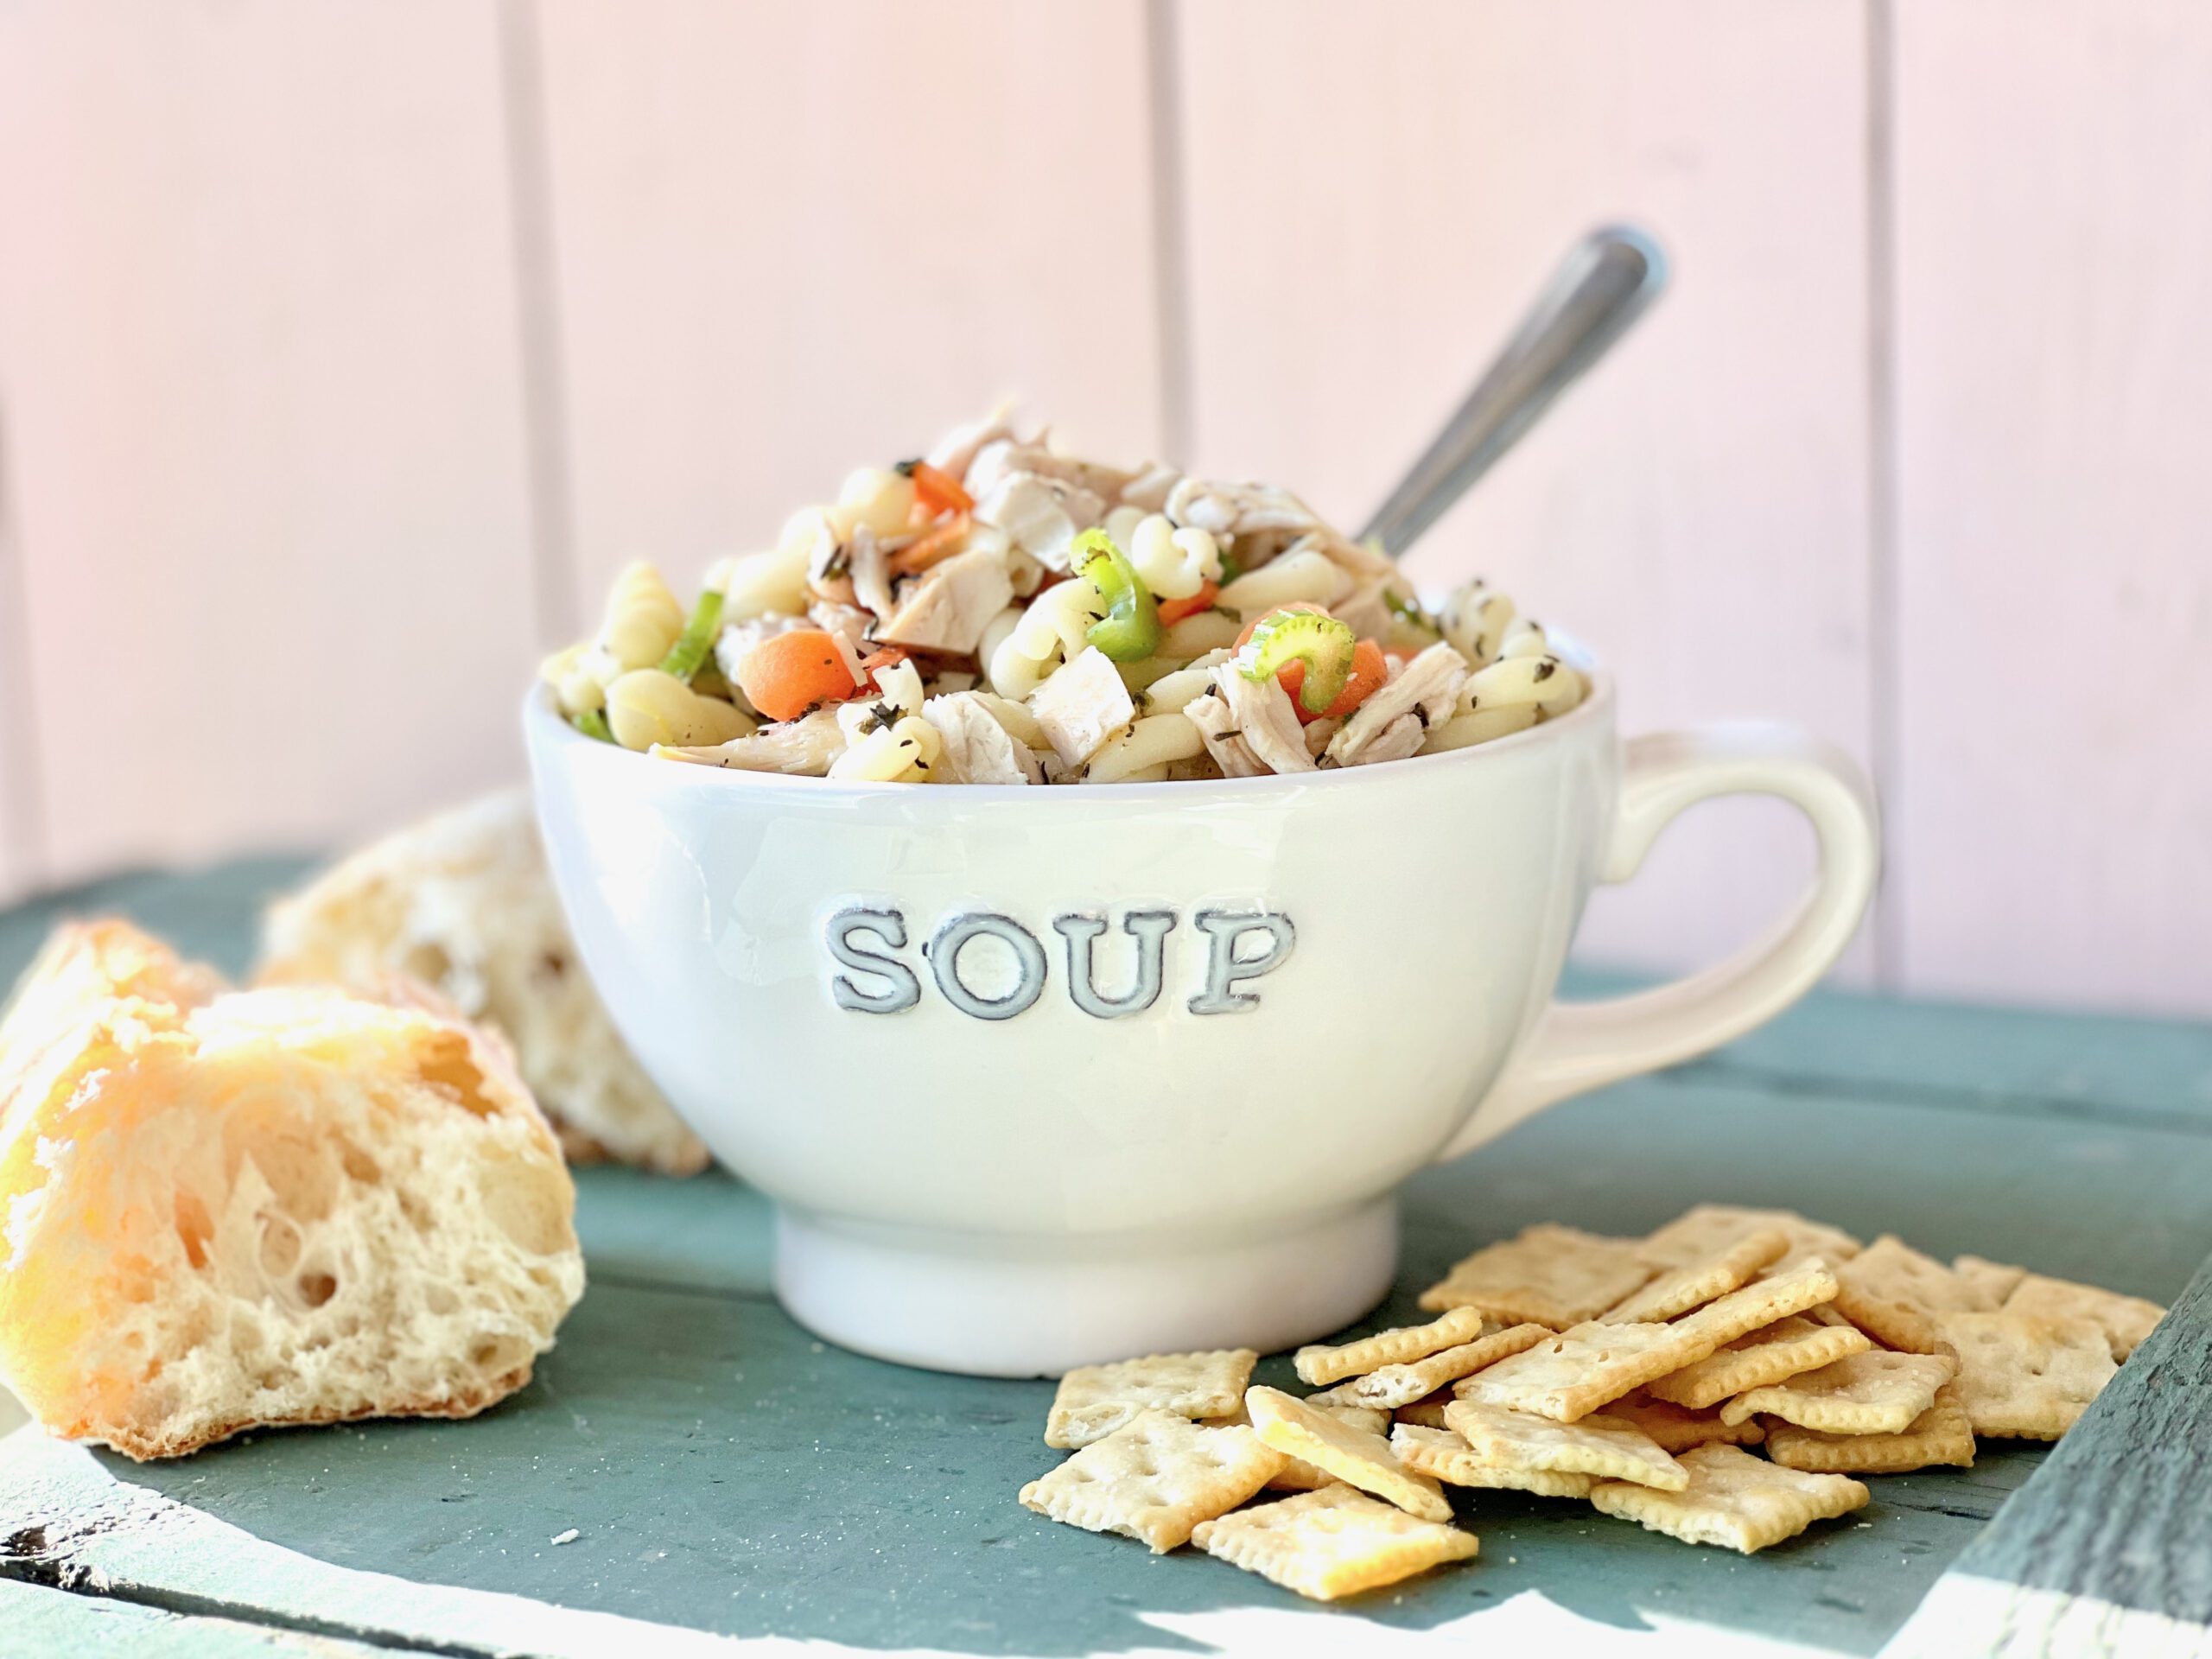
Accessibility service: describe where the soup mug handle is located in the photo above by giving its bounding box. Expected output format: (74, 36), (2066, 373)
(1434, 721), (1880, 1163)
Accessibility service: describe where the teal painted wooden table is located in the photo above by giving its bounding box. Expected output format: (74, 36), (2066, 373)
(2, 861), (2209, 1658)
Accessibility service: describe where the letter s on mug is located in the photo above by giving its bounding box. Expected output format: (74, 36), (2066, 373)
(826, 906), (920, 1014)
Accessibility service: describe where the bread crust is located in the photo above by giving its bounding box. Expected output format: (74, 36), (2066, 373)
(258, 790), (709, 1176)
(0, 918), (586, 1462)
(73, 1363), (537, 1462)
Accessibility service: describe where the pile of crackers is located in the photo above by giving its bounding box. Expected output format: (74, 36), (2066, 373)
(1018, 1205), (2164, 1602)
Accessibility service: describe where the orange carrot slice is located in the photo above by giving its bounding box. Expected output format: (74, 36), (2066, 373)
(887, 512), (971, 579)
(1154, 580), (1220, 627)
(735, 629), (862, 721)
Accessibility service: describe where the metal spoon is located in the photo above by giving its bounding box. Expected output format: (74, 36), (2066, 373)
(1358, 224), (1668, 558)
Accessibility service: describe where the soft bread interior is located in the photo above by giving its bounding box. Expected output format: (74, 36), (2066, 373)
(0, 925), (584, 1460)
(259, 790), (709, 1176)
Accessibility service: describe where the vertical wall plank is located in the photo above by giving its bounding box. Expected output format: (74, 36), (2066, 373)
(532, 0), (1165, 617)
(1173, 0), (1878, 979)
(0, 2), (543, 883)
(1892, 2), (2212, 1016)
(0, 482), (41, 906)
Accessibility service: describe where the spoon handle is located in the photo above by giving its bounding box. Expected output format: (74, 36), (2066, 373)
(1358, 224), (1668, 559)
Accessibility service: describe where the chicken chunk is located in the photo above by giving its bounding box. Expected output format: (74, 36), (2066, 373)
(1119, 462), (1180, 513)
(1183, 686), (1268, 778)
(1028, 646), (1135, 768)
(921, 692), (1045, 785)
(875, 545), (1016, 655)
(1325, 642), (1469, 768)
(1217, 661), (1316, 773)
(926, 405), (1015, 482)
(655, 709), (848, 775)
(973, 472), (1108, 574)
(966, 437), (1133, 505)
(1164, 477), (1331, 569)
(847, 525), (897, 618)
(806, 599), (875, 652)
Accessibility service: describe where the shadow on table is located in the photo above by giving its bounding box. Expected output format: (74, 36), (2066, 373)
(102, 1318), (2044, 1658)
(107, 1166), (2051, 1659)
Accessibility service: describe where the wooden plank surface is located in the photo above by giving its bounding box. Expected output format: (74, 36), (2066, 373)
(0, 1577), (429, 1658)
(0, 0), (546, 886)
(1169, 0), (1878, 982)
(531, 0), (1166, 625)
(4, 885), (2209, 1655)
(1886, 1251), (2212, 1658)
(1888, 0), (2212, 1018)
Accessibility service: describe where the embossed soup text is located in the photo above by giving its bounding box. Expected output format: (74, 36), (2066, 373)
(824, 906), (1296, 1020)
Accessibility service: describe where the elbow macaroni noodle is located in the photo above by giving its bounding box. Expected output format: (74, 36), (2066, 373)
(546, 416), (1592, 784)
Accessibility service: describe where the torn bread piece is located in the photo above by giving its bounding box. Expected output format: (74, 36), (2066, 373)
(1764, 1385), (1975, 1475)
(1192, 1484), (1478, 1602)
(1934, 1312), (2118, 1440)
(1601, 1228), (1789, 1324)
(1389, 1424), (1598, 1497)
(1294, 1306), (1493, 1387)
(1244, 1386), (1452, 1522)
(1044, 1349), (1256, 1449)
(1327, 1323), (1551, 1409)
(1717, 1349), (1957, 1434)
(1593, 1395), (1765, 1455)
(1645, 1313), (1873, 1411)
(1417, 1224), (1654, 1326)
(1444, 1399), (1687, 1490)
(259, 789), (707, 1174)
(1018, 1409), (1281, 1552)
(1590, 1444), (1869, 1554)
(0, 919), (585, 1461)
(1832, 1236), (1996, 1354)
(1637, 1205), (1863, 1276)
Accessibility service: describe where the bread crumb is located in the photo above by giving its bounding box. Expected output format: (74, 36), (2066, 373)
(551, 1529), (580, 1546)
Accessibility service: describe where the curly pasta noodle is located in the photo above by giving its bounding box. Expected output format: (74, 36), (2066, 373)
(1440, 583), (1514, 668)
(1104, 510), (1221, 601)
(1421, 641), (1585, 754)
(1082, 713), (1205, 784)
(717, 543), (810, 623)
(1216, 547), (1352, 619)
(599, 561), (685, 671)
(553, 414), (1602, 786)
(988, 575), (1105, 699)
(1132, 651), (1230, 717)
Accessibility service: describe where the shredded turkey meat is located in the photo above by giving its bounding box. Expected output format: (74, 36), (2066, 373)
(549, 406), (1589, 785)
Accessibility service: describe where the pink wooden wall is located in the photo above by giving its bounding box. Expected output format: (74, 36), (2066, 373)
(0, 0), (2206, 1016)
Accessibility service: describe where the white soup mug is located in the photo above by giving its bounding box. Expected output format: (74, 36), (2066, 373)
(525, 652), (1878, 1376)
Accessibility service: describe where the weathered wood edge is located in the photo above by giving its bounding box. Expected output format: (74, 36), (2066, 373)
(0, 1573), (440, 1656)
(0, 1438), (771, 1658)
(1883, 1249), (2212, 1659)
